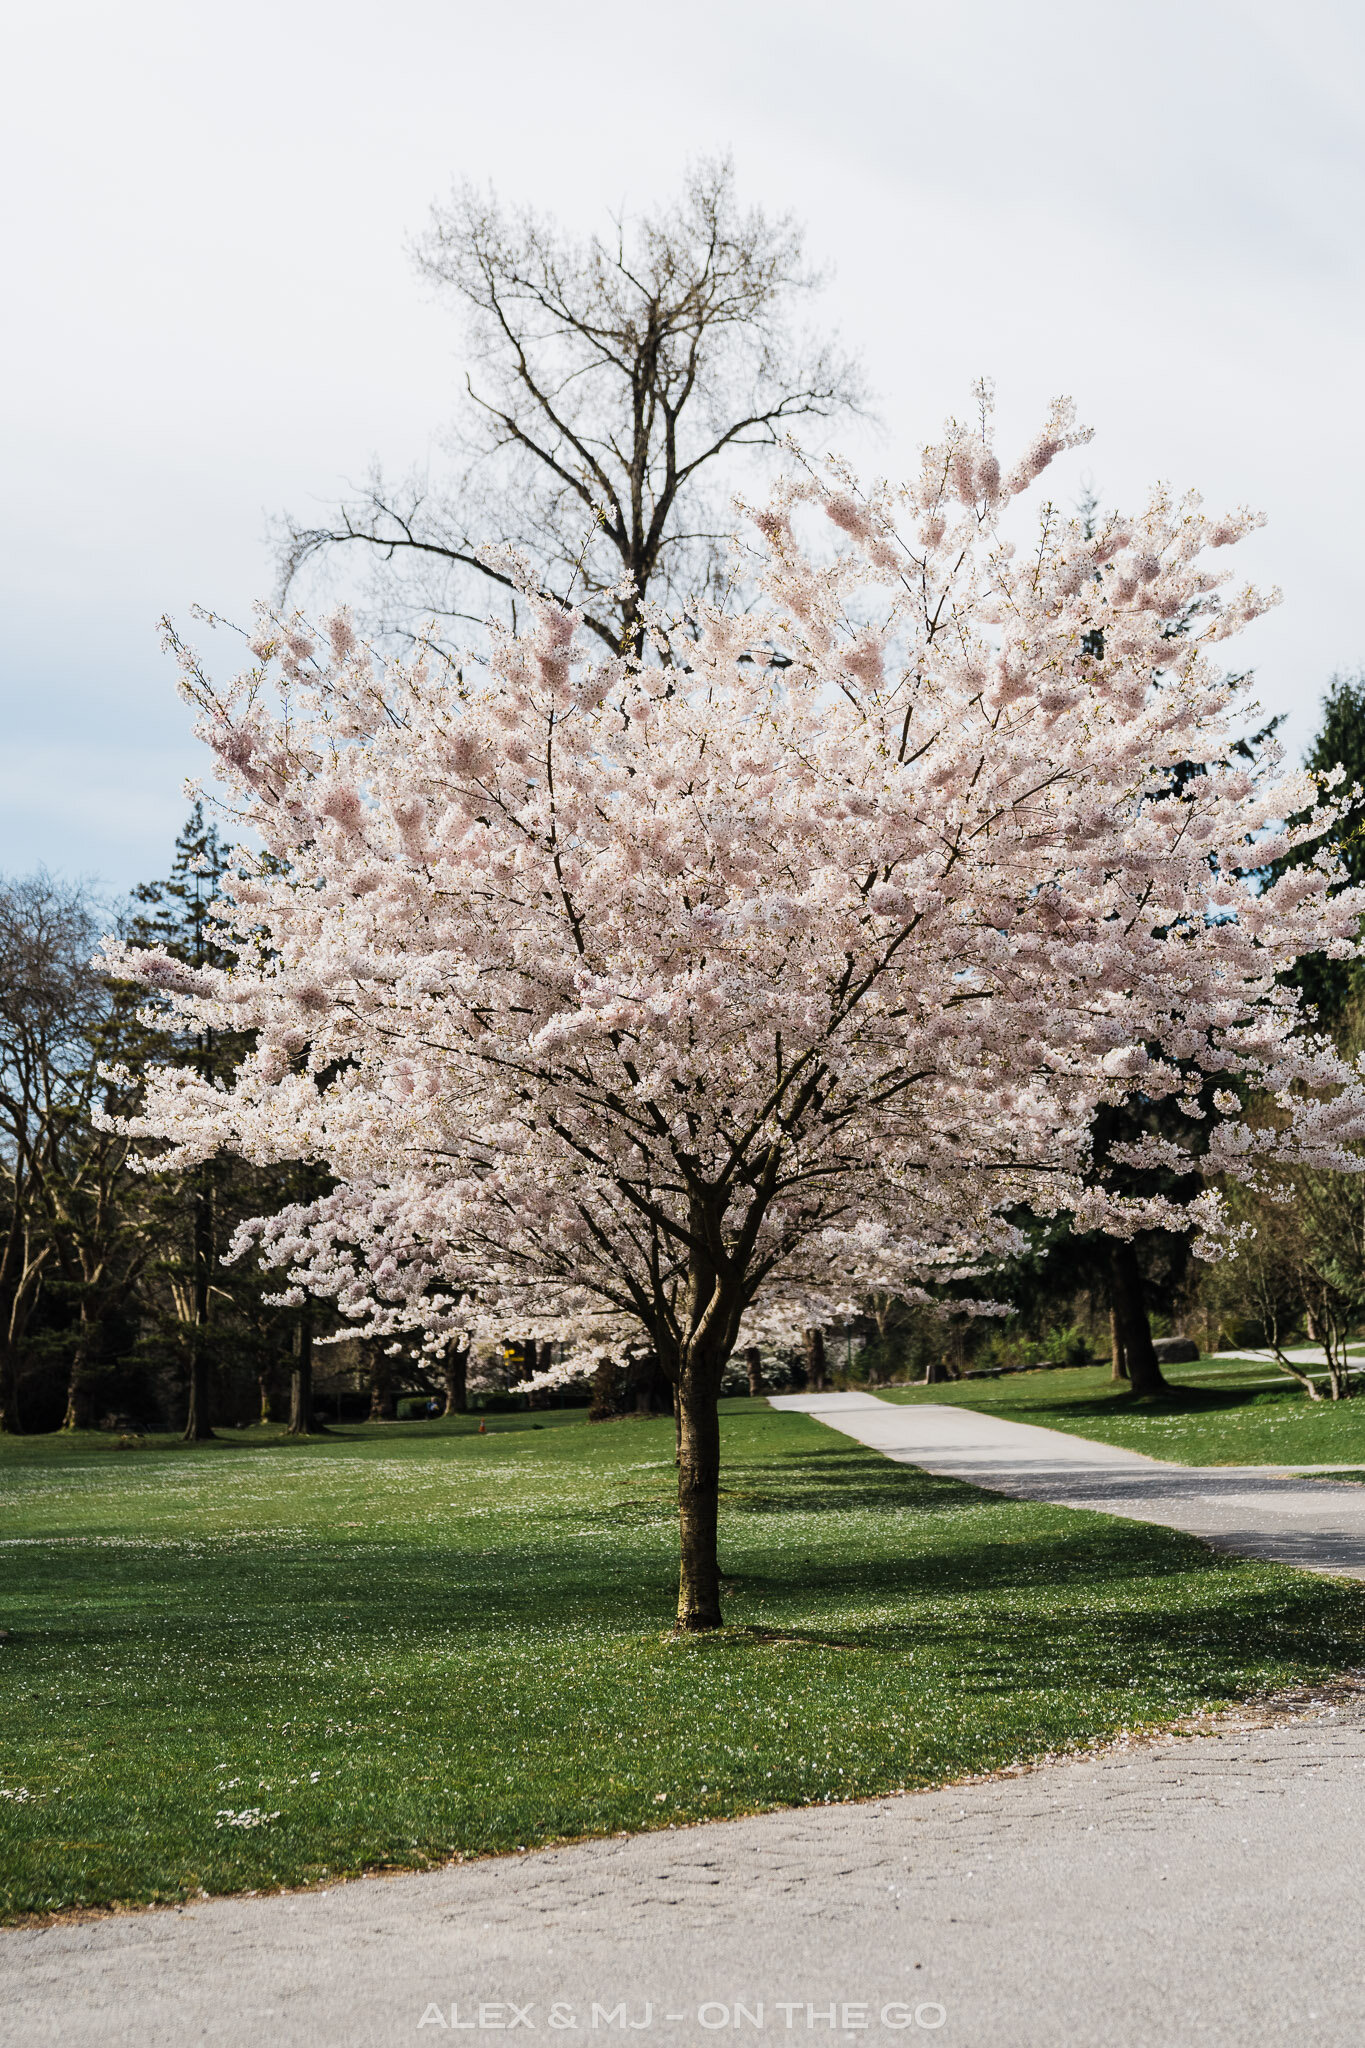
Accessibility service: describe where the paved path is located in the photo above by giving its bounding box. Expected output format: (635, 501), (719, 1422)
(770, 1393), (1365, 1579)
(7, 1695), (1365, 2047)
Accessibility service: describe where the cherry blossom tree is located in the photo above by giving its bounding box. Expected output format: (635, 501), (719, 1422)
(107, 392), (1365, 1628)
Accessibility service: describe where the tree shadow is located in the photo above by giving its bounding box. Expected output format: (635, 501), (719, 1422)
(992, 1382), (1297, 1423)
(716, 1446), (1009, 1515)
(9, 1462), (1302, 1650)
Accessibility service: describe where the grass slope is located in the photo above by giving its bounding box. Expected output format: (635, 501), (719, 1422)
(880, 1359), (1365, 1465)
(2, 1400), (1363, 1918)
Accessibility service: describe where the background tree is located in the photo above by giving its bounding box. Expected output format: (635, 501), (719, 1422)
(49, 972), (159, 1430)
(1196, 996), (1365, 1400)
(802, 1329), (830, 1393)
(0, 822), (357, 1436)
(439, 1336), (470, 1416)
(365, 1341), (397, 1422)
(859, 1293), (951, 1384)
(123, 807), (328, 1439)
(1285, 671), (1365, 1032)
(124, 807), (239, 1440)
(0, 875), (107, 1432)
(278, 159), (865, 660)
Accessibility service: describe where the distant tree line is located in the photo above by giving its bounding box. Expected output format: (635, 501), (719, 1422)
(0, 809), (441, 1436)
(7, 674), (1365, 1435)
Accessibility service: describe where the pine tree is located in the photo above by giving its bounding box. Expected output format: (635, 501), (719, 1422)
(1292, 673), (1365, 1030)
(126, 806), (233, 1438)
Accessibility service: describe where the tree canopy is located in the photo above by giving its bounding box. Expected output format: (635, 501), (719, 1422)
(109, 393), (1365, 1622)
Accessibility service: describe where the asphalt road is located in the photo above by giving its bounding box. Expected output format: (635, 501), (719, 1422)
(771, 1392), (1365, 1579)
(6, 1693), (1365, 2047)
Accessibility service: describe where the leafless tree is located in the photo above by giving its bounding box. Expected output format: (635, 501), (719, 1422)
(46, 1043), (152, 1432)
(0, 876), (109, 1430)
(278, 158), (866, 659)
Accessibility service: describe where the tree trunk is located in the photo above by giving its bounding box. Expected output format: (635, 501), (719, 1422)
(676, 1365), (723, 1632)
(921, 1355), (952, 1385)
(288, 1302), (321, 1435)
(588, 1358), (621, 1421)
(1320, 1318), (1351, 1401)
(803, 1327), (827, 1392)
(1109, 1240), (1167, 1396)
(182, 1175), (215, 1441)
(62, 1325), (98, 1431)
(628, 1350), (671, 1414)
(362, 1335), (398, 1421)
(1109, 1300), (1130, 1382)
(61, 1378), (96, 1431)
(441, 1341), (469, 1416)
(0, 1339), (21, 1434)
(744, 1345), (765, 1396)
(259, 1368), (285, 1424)
(183, 1340), (214, 1440)
(0, 1232), (49, 1434)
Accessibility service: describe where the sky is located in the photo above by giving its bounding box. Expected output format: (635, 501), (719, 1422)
(3, 0), (1364, 894)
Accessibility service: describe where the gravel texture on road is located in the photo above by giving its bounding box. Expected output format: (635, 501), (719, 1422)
(6, 1691), (1365, 2047)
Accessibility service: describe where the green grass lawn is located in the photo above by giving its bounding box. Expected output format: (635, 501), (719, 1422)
(3, 1400), (1364, 1920)
(878, 1358), (1365, 1466)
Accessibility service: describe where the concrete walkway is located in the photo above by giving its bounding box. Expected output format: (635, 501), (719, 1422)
(7, 1693), (1365, 2047)
(770, 1392), (1365, 1579)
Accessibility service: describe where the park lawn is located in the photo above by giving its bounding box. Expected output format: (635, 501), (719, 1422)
(3, 1401), (1365, 1919)
(879, 1360), (1365, 1466)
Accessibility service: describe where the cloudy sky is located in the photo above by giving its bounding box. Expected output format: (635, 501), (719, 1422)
(3, 0), (1362, 892)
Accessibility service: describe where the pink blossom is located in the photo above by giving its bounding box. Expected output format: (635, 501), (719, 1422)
(106, 390), (1365, 1622)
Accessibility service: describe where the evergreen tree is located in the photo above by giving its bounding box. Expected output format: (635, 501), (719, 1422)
(125, 806), (234, 1438)
(1292, 672), (1365, 1030)
(126, 808), (325, 1437)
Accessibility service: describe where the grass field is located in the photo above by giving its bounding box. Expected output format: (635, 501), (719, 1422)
(880, 1356), (1365, 1466)
(3, 1399), (1364, 1920)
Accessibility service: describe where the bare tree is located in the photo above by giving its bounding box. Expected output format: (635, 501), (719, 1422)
(278, 158), (865, 658)
(0, 876), (106, 1431)
(47, 1037), (153, 1432)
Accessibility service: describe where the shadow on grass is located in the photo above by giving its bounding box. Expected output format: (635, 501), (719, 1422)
(15, 1556), (1357, 1704)
(0, 1417), (577, 1463)
(981, 1384), (1294, 1424)
(555, 1447), (975, 1526)
(5, 1476), (1318, 1649)
(715, 1446), (1023, 1514)
(671, 1575), (1364, 1680)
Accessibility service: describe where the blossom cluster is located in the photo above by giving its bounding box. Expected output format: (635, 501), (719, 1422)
(104, 393), (1365, 1375)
